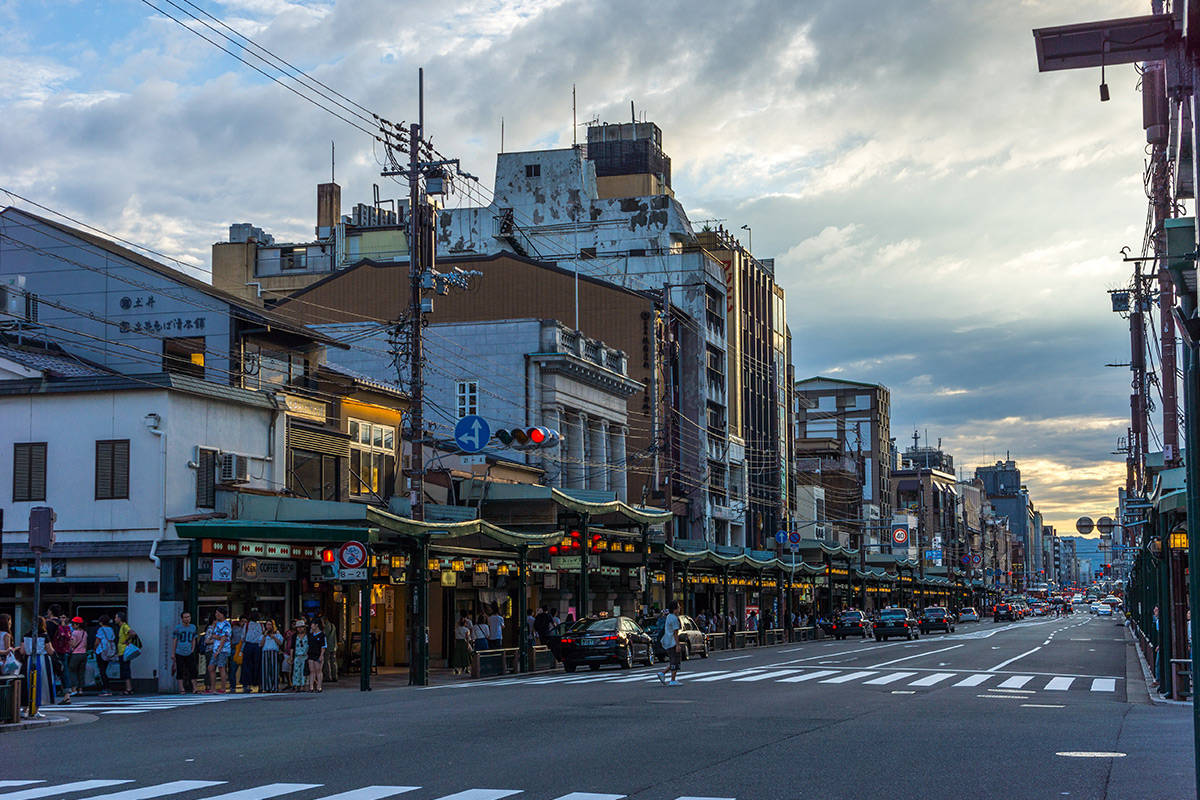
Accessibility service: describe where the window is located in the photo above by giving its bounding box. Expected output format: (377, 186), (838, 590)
(348, 419), (396, 501)
(196, 448), (216, 508)
(163, 337), (205, 379)
(525, 163), (540, 178)
(279, 247), (308, 271)
(13, 442), (46, 502)
(289, 449), (340, 501)
(95, 440), (130, 500)
(455, 381), (478, 418)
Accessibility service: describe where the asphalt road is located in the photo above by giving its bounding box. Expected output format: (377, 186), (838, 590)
(0, 613), (1193, 800)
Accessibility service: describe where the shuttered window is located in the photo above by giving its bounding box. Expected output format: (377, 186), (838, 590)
(196, 448), (216, 508)
(95, 439), (130, 500)
(13, 442), (47, 502)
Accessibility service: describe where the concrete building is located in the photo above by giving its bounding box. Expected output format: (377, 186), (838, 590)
(793, 377), (893, 548)
(974, 459), (1039, 588)
(891, 464), (959, 568)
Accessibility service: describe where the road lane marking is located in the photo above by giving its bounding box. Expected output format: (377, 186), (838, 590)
(988, 647), (1041, 671)
(429, 792), (522, 800)
(733, 669), (804, 682)
(891, 690), (916, 694)
(1056, 752), (1126, 758)
(199, 786), (323, 800)
(311, 789), (421, 800)
(778, 670), (839, 683)
(977, 694), (1022, 699)
(717, 655), (752, 661)
(1022, 704), (1065, 708)
(954, 674), (991, 687)
(909, 672), (955, 687)
(1091, 678), (1117, 692)
(690, 669), (763, 682)
(1044, 677), (1075, 691)
(674, 797), (736, 800)
(674, 671), (734, 681)
(868, 644), (963, 668)
(819, 670), (877, 684)
(864, 671), (917, 685)
(990, 688), (1035, 694)
(998, 676), (1034, 689)
(551, 794), (626, 800)
(0, 783), (137, 800)
(72, 782), (227, 800)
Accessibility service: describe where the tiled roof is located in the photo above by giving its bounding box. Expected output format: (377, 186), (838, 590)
(0, 343), (108, 377)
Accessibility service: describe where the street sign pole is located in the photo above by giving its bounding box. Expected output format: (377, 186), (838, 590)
(360, 574), (371, 692)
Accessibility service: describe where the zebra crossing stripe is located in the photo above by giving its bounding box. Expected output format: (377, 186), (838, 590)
(1091, 678), (1116, 692)
(691, 669), (763, 682)
(997, 676), (1034, 689)
(954, 674), (991, 687)
(732, 669), (804, 682)
(428, 791), (521, 800)
(909, 673), (955, 687)
(676, 671), (734, 681)
(72, 782), (227, 800)
(551, 794), (626, 800)
(0, 781), (135, 800)
(777, 670), (838, 683)
(198, 784), (322, 800)
(819, 671), (876, 684)
(863, 672), (917, 685)
(309, 789), (420, 800)
(1044, 677), (1074, 691)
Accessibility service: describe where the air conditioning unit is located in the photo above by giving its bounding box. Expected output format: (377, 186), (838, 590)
(218, 453), (249, 483)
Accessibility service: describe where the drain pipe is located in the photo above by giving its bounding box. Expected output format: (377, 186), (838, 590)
(145, 413), (167, 567)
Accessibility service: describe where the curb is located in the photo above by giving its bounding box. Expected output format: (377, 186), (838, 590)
(1127, 623), (1192, 706)
(0, 714), (72, 733)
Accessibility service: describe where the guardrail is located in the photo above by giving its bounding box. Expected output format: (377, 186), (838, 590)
(470, 645), (555, 678)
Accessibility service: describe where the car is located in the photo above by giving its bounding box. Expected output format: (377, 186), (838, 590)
(993, 602), (1016, 622)
(1095, 603), (1113, 617)
(639, 614), (709, 662)
(958, 607), (980, 623)
(919, 606), (956, 634)
(831, 610), (870, 639)
(1101, 595), (1123, 611)
(873, 607), (920, 641)
(559, 615), (655, 672)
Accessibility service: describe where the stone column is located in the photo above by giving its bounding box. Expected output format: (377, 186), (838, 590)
(590, 419), (609, 492)
(567, 410), (586, 489)
(609, 424), (628, 501)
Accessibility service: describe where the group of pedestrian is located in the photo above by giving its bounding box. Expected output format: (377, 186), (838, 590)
(0, 607), (139, 711)
(172, 609), (336, 694)
(451, 603), (506, 675)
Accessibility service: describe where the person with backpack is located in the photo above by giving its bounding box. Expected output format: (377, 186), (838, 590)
(50, 611), (73, 701)
(94, 615), (117, 696)
(114, 612), (140, 695)
(656, 600), (683, 687)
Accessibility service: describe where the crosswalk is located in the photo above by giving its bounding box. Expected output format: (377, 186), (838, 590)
(64, 692), (269, 715)
(448, 666), (1123, 696)
(0, 781), (735, 800)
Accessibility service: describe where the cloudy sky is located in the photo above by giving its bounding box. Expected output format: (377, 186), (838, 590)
(0, 0), (1159, 534)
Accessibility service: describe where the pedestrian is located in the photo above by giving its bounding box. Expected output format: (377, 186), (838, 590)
(0, 614), (18, 681)
(261, 620), (283, 693)
(63, 616), (86, 696)
(281, 619), (297, 690)
(94, 615), (117, 696)
(452, 614), (472, 676)
(526, 608), (536, 649)
(472, 615), (490, 652)
(114, 612), (137, 696)
(290, 620), (309, 691)
(487, 603), (505, 649)
(242, 610), (264, 693)
(228, 615), (246, 692)
(25, 616), (59, 708)
(552, 608), (562, 630)
(205, 609), (232, 694)
(47, 606), (70, 698)
(172, 611), (198, 694)
(306, 617), (326, 693)
(656, 601), (683, 687)
(322, 615), (339, 683)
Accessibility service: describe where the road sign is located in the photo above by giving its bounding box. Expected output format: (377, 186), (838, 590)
(454, 414), (491, 454)
(971, 553), (982, 566)
(338, 540), (369, 569)
(961, 554), (971, 566)
(892, 526), (909, 545)
(775, 530), (788, 544)
(788, 531), (801, 544)
(339, 567), (368, 581)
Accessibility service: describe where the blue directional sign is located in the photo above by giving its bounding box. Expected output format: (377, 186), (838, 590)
(454, 414), (491, 454)
(774, 530), (788, 544)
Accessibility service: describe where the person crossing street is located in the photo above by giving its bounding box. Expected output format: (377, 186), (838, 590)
(656, 600), (683, 687)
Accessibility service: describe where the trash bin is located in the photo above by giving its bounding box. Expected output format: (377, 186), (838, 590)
(0, 676), (21, 724)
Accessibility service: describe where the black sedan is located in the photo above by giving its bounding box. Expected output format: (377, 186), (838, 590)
(559, 616), (655, 672)
(873, 608), (920, 641)
(919, 606), (956, 634)
(640, 614), (710, 661)
(831, 611), (870, 640)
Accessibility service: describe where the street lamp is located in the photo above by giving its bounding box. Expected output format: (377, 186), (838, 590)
(740, 224), (752, 253)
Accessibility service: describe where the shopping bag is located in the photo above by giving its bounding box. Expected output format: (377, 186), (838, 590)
(123, 643), (141, 660)
(1, 652), (20, 676)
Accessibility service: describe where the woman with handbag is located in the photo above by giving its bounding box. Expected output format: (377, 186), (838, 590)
(25, 616), (58, 708)
(114, 612), (138, 695)
(0, 613), (20, 678)
(289, 620), (308, 691)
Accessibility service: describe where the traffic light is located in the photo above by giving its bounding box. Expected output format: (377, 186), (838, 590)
(320, 548), (337, 580)
(589, 533), (603, 553)
(494, 426), (560, 449)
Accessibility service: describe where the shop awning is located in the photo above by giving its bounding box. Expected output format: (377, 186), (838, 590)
(174, 520), (379, 544)
(364, 507), (565, 549)
(550, 488), (672, 525)
(660, 544), (824, 574)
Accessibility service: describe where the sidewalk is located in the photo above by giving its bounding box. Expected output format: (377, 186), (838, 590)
(0, 712), (72, 733)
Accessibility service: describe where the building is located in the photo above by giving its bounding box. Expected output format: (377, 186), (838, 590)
(974, 459), (1038, 587)
(901, 431), (954, 474)
(891, 463), (959, 568)
(793, 377), (893, 548)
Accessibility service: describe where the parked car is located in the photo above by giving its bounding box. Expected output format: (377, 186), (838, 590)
(832, 610), (869, 640)
(958, 607), (980, 623)
(993, 602), (1016, 622)
(873, 607), (921, 641)
(640, 614), (709, 662)
(559, 616), (655, 672)
(919, 606), (956, 634)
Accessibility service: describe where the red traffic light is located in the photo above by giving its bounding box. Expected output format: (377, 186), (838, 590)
(570, 530), (581, 539)
(591, 534), (602, 542)
(529, 428), (546, 444)
(321, 548), (336, 564)
(549, 545), (559, 555)
(572, 541), (581, 550)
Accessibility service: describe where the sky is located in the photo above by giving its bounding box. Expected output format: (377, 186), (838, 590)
(0, 0), (1160, 536)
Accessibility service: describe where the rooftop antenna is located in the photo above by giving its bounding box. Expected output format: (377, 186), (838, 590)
(500, 117), (504, 153)
(631, 100), (636, 124)
(331, 140), (335, 183)
(572, 84), (577, 146)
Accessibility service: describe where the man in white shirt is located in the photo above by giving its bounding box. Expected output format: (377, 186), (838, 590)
(657, 600), (683, 686)
(487, 604), (505, 649)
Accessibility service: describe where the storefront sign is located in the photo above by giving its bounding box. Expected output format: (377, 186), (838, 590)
(551, 555), (582, 570)
(236, 558), (297, 583)
(212, 558), (234, 582)
(542, 573), (559, 589)
(440, 571), (458, 587)
(472, 571), (490, 588)
(280, 393), (327, 422)
(203, 538), (316, 559)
